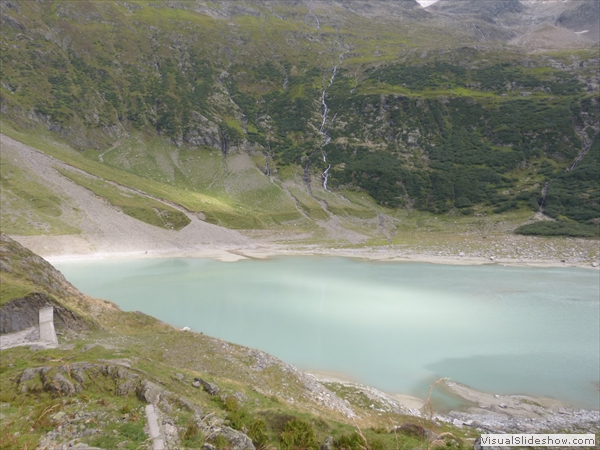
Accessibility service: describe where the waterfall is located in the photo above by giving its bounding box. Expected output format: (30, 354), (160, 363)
(318, 66), (338, 191)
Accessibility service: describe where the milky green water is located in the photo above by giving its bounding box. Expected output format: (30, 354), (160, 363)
(54, 257), (600, 410)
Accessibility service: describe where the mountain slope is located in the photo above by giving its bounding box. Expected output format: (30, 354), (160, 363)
(1, 0), (598, 241)
(429, 0), (524, 18)
(556, 0), (600, 38)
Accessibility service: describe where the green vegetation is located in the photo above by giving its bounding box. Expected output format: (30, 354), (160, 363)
(515, 221), (600, 237)
(543, 134), (600, 223)
(0, 1), (598, 238)
(0, 271), (36, 306)
(0, 157), (80, 236)
(58, 168), (191, 231)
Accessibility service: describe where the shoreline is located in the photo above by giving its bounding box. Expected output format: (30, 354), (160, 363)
(305, 370), (600, 434)
(12, 235), (598, 270)
(44, 248), (600, 270)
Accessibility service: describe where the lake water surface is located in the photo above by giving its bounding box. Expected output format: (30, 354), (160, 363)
(54, 257), (600, 410)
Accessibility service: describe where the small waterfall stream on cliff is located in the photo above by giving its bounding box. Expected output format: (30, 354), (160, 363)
(318, 66), (338, 191)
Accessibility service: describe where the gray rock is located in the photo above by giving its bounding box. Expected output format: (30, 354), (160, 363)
(81, 428), (99, 437)
(321, 436), (334, 450)
(45, 373), (76, 396)
(194, 378), (220, 395)
(72, 368), (86, 385)
(218, 426), (255, 450)
(20, 367), (40, 383)
(203, 444), (217, 450)
(51, 411), (67, 421)
(19, 366), (50, 383)
(116, 380), (136, 396)
(0, 292), (89, 334)
(232, 392), (248, 403)
(137, 380), (163, 405)
(82, 343), (103, 352)
(178, 396), (203, 415)
(159, 398), (173, 413)
(592, 262), (599, 267)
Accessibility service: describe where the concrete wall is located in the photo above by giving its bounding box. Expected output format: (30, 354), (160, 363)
(39, 306), (58, 344)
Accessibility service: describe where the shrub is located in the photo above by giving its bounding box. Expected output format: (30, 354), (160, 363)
(181, 421), (205, 448)
(280, 419), (318, 450)
(335, 431), (386, 450)
(514, 221), (600, 237)
(248, 419), (269, 449)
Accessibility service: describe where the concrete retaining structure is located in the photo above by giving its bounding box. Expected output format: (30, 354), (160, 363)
(39, 306), (58, 345)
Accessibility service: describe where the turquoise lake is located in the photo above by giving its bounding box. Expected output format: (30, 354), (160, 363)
(54, 257), (600, 410)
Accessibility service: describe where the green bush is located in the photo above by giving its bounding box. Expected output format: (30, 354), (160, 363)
(248, 419), (269, 449)
(514, 221), (600, 237)
(181, 421), (205, 447)
(334, 431), (386, 450)
(280, 419), (318, 450)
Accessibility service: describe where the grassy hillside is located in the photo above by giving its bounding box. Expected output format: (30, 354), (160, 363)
(1, 0), (598, 239)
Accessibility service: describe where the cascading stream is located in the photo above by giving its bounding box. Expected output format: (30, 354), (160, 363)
(309, 9), (320, 29)
(318, 65), (338, 191)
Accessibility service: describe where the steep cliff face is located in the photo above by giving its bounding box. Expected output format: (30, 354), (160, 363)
(429, 0), (524, 18)
(557, 0), (600, 37)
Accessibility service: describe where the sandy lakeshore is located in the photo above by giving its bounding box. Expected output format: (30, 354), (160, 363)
(10, 232), (600, 270)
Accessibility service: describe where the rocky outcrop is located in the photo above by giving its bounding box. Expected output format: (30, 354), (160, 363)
(0, 292), (89, 334)
(16, 362), (257, 450)
(192, 377), (220, 396)
(430, 0), (524, 18)
(557, 0), (600, 39)
(138, 380), (165, 405)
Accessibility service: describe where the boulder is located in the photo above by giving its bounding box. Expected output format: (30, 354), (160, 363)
(194, 378), (220, 395)
(116, 380), (136, 396)
(20, 366), (49, 383)
(45, 373), (76, 396)
(394, 423), (427, 439)
(218, 426), (255, 450)
(137, 380), (163, 404)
